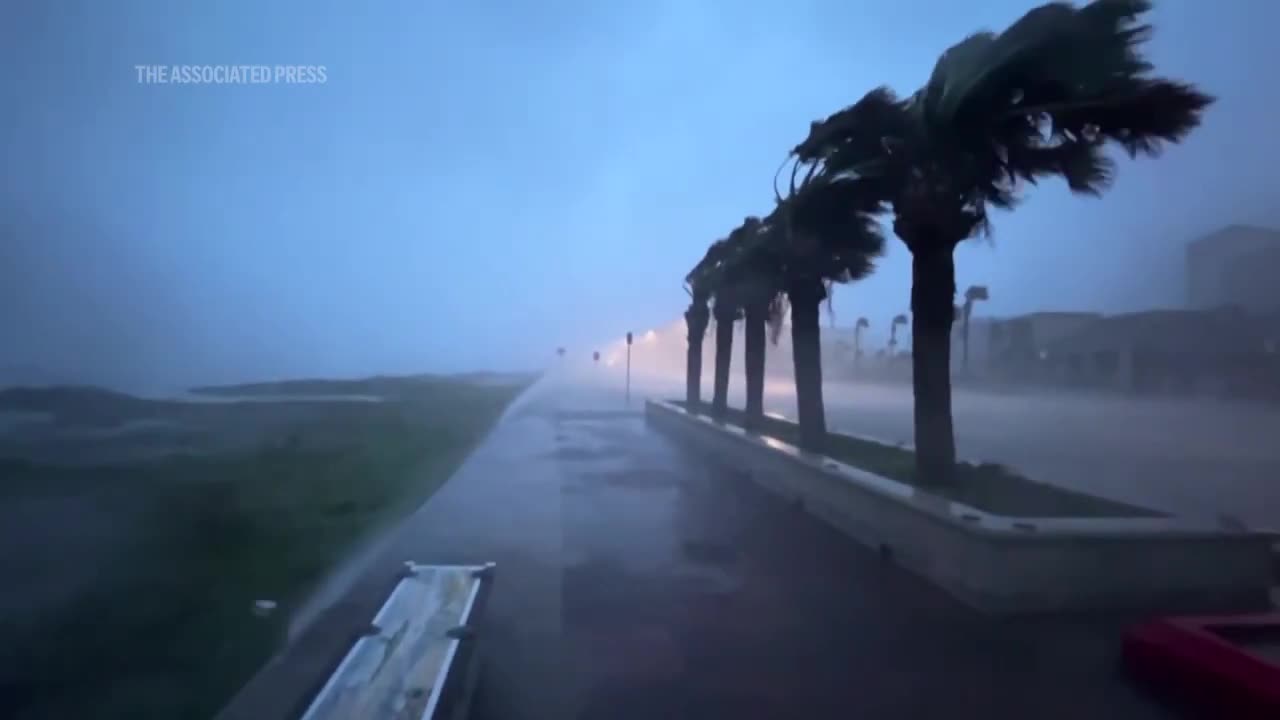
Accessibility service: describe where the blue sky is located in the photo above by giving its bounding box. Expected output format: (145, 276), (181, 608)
(2, 1), (1278, 389)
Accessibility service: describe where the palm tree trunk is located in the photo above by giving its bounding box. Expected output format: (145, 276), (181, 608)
(685, 299), (709, 410)
(789, 278), (826, 451)
(910, 247), (957, 484)
(711, 313), (734, 419)
(743, 300), (767, 429)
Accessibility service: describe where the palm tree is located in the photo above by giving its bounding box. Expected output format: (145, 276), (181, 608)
(688, 216), (786, 429)
(731, 217), (784, 430)
(556, 347), (566, 360)
(709, 272), (742, 420)
(960, 285), (989, 375)
(683, 240), (731, 408)
(776, 176), (887, 450)
(889, 313), (908, 355)
(787, 0), (1213, 483)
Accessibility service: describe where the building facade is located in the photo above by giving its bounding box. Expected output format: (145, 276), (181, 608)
(1037, 308), (1279, 398)
(1187, 225), (1280, 312)
(985, 312), (1103, 380)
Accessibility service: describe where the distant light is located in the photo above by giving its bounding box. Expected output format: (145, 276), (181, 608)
(1038, 350), (1049, 361)
(643, 330), (657, 343)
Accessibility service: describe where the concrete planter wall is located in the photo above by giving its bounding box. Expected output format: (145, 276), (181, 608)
(646, 399), (1276, 615)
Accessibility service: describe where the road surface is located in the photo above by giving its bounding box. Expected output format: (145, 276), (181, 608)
(222, 373), (1173, 720)
(617, 364), (1280, 529)
(746, 379), (1280, 530)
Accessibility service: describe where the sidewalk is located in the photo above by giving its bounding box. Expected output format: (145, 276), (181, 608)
(223, 376), (1174, 720)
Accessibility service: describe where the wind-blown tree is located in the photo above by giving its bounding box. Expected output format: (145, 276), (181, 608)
(960, 285), (989, 374)
(776, 176), (887, 450)
(889, 313), (908, 355)
(687, 215), (786, 429)
(730, 217), (784, 429)
(849, 315), (870, 366)
(683, 240), (732, 408)
(709, 260), (743, 420)
(787, 0), (1213, 482)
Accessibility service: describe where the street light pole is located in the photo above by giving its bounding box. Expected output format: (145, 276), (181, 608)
(625, 332), (633, 404)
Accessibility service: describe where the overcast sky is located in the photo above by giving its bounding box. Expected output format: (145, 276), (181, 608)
(2, 1), (1277, 390)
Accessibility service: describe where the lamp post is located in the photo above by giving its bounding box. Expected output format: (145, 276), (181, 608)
(625, 332), (633, 404)
(854, 317), (869, 373)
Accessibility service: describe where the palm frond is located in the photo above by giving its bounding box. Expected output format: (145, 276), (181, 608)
(787, 174), (888, 282)
(840, 0), (1204, 244)
(924, 0), (1213, 170)
(1002, 137), (1115, 194)
(921, 0), (1151, 130)
(1049, 78), (1213, 157)
(791, 88), (914, 202)
(794, 86), (910, 164)
(685, 237), (731, 291)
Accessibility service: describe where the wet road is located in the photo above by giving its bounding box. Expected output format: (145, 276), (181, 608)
(223, 375), (1175, 720)
(610, 363), (1280, 529)
(746, 380), (1280, 530)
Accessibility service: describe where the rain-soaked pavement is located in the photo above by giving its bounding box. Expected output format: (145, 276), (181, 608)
(760, 380), (1280, 531)
(222, 375), (1179, 720)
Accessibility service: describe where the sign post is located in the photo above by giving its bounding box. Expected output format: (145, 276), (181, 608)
(625, 332), (633, 404)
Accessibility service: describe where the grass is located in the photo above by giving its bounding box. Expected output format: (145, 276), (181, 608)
(0, 380), (527, 720)
(674, 401), (1157, 519)
(188, 372), (535, 399)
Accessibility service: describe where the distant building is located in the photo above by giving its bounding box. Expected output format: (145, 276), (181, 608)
(1186, 225), (1280, 312)
(1041, 308), (1277, 397)
(953, 316), (998, 373)
(985, 312), (1103, 379)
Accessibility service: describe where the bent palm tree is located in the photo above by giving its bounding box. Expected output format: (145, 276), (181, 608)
(889, 313), (908, 355)
(731, 217), (783, 429)
(789, 0), (1212, 482)
(960, 285), (989, 375)
(684, 240), (731, 408)
(777, 176), (887, 450)
(688, 216), (786, 429)
(709, 272), (742, 420)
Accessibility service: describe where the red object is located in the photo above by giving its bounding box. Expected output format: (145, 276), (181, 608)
(1123, 613), (1280, 719)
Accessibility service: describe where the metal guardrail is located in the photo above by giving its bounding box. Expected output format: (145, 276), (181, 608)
(299, 562), (494, 720)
